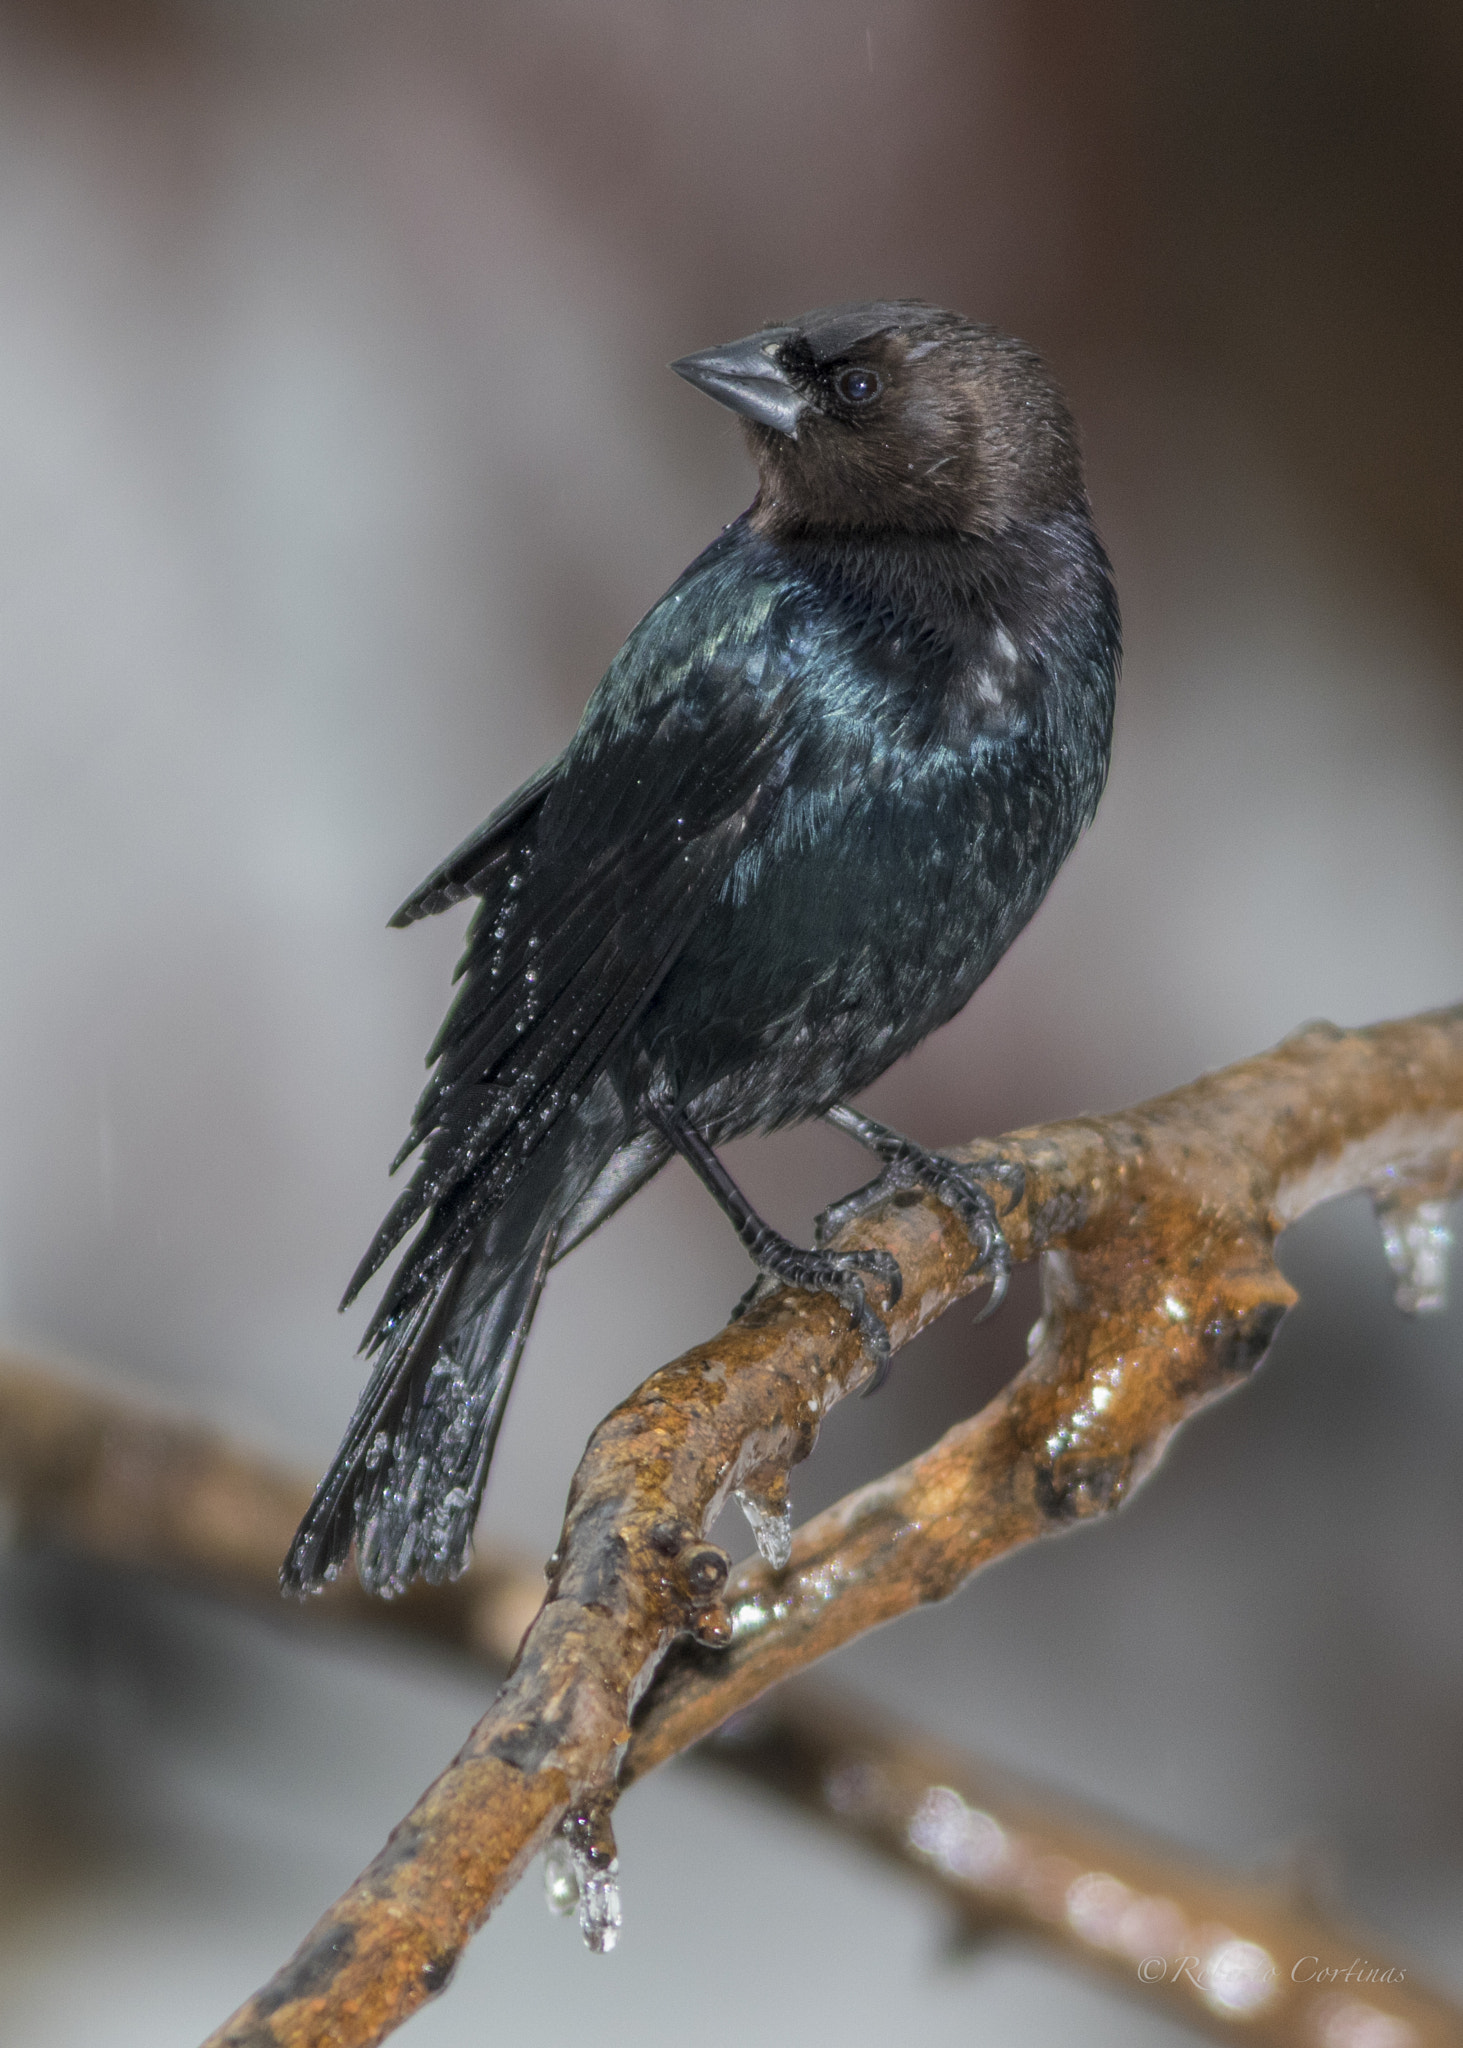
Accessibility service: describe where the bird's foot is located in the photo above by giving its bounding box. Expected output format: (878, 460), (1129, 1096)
(645, 1099), (904, 1384)
(732, 1237), (902, 1384)
(820, 1105), (1024, 1327)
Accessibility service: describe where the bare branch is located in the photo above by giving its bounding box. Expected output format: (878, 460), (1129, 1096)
(1, 1324), (1457, 2046)
(0, 1350), (541, 1667)
(105, 1007), (1462, 2047)
(710, 1687), (1463, 2048)
(626, 1009), (1463, 1780)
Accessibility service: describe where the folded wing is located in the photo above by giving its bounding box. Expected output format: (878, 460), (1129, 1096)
(347, 649), (797, 1365)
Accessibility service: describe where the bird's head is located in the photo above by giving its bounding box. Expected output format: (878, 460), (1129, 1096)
(672, 300), (1084, 540)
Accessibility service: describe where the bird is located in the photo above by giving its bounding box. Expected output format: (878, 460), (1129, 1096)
(283, 299), (1119, 1599)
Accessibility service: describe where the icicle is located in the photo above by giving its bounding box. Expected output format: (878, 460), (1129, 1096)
(736, 1476), (792, 1570)
(547, 1803), (622, 1953)
(1377, 1198), (1453, 1316)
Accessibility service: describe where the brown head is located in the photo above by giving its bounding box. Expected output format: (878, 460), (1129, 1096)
(672, 300), (1085, 540)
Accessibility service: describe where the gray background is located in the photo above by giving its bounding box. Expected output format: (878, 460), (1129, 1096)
(0, 3), (1460, 2042)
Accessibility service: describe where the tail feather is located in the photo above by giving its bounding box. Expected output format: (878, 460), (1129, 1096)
(281, 1267), (462, 1593)
(285, 1082), (641, 1598)
(354, 1227), (555, 1594)
(283, 1219), (554, 1597)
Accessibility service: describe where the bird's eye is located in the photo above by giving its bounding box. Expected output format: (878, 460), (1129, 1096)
(834, 366), (882, 405)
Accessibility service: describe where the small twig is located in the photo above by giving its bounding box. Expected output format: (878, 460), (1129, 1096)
(36, 1008), (1461, 2048)
(0, 1340), (1456, 2045)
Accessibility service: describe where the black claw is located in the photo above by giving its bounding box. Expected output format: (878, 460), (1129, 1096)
(821, 1110), (1019, 1323)
(830, 1270), (893, 1383)
(855, 1303), (894, 1390)
(843, 1245), (903, 1308)
(728, 1242), (900, 1379)
(771, 1246), (898, 1373)
(806, 1252), (898, 1349)
(970, 1254), (1009, 1323)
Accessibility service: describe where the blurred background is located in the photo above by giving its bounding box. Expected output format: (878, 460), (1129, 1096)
(0, 3), (1460, 2042)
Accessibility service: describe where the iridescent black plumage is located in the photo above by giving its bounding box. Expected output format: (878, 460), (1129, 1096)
(285, 301), (1119, 1597)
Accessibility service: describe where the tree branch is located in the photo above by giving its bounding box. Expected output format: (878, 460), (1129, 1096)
(0, 1348), (542, 1667)
(1, 1305), (1458, 2047)
(627, 1009), (1463, 1782)
(51, 1007), (1460, 2048)
(708, 1687), (1463, 2048)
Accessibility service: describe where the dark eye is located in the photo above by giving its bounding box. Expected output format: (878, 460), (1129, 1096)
(834, 365), (882, 405)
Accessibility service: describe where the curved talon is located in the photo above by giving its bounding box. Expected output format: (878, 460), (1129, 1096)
(856, 1295), (895, 1393)
(796, 1246), (900, 1373)
(820, 1110), (1019, 1326)
(729, 1274), (772, 1322)
(970, 1249), (1010, 1323)
(748, 1242), (902, 1391)
(843, 1244), (903, 1309)
(989, 1159), (1027, 1214)
(838, 1276), (889, 1375)
(728, 1244), (900, 1381)
(925, 1163), (1012, 1319)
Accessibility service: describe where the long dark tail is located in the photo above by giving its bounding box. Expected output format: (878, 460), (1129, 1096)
(283, 1091), (664, 1598)
(282, 1205), (555, 1597)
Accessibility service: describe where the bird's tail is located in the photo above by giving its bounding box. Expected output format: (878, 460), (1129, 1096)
(283, 1089), (645, 1598)
(282, 1208), (554, 1598)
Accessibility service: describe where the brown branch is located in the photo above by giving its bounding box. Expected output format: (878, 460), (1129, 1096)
(710, 1687), (1463, 2048)
(0, 1349), (543, 1668)
(1, 1340), (1457, 2046)
(626, 1010), (1463, 1781)
(106, 1007), (1463, 2046)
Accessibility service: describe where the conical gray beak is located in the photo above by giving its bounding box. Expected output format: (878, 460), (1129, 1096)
(671, 327), (805, 437)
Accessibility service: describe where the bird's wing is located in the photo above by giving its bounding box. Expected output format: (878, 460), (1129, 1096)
(389, 759), (558, 927)
(346, 536), (803, 1331)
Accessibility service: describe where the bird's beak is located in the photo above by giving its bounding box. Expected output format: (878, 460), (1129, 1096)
(670, 327), (805, 437)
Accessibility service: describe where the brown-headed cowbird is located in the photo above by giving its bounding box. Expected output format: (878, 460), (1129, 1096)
(285, 300), (1119, 1597)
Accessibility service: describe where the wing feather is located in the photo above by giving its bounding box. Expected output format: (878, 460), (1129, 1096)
(350, 798), (761, 1325)
(348, 532), (802, 1336)
(389, 759), (558, 928)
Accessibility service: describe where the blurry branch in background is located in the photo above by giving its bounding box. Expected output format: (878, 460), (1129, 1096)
(707, 1689), (1463, 2048)
(2, 1338), (1460, 2048)
(4, 1008), (1460, 2048)
(0, 1349), (544, 1672)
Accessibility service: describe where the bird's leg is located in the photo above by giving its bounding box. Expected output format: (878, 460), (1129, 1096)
(647, 1103), (902, 1380)
(819, 1103), (1024, 1324)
